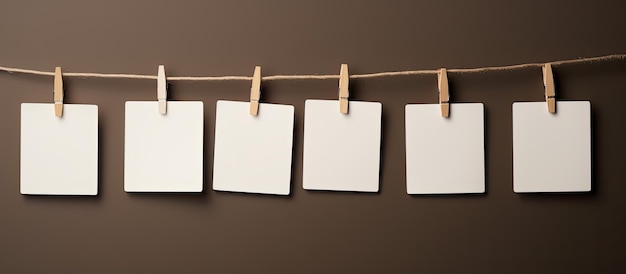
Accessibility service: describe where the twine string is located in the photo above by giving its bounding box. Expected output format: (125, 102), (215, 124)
(0, 53), (624, 81)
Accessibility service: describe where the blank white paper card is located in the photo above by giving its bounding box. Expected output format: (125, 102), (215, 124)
(212, 101), (294, 195)
(21, 103), (98, 195)
(405, 103), (485, 194)
(513, 101), (591, 193)
(125, 101), (204, 192)
(303, 100), (382, 192)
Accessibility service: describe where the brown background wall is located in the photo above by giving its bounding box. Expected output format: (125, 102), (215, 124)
(1, 1), (626, 273)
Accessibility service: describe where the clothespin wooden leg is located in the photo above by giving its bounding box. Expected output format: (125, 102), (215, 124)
(339, 64), (349, 114)
(438, 68), (449, 118)
(250, 66), (261, 116)
(157, 65), (167, 115)
(54, 67), (64, 117)
(543, 63), (556, 114)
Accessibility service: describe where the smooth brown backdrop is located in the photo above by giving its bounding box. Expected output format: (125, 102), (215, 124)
(1, 1), (626, 273)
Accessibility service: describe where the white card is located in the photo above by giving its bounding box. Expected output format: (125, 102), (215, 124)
(212, 101), (295, 195)
(124, 101), (204, 192)
(21, 103), (98, 195)
(405, 103), (485, 194)
(513, 101), (591, 193)
(303, 100), (382, 192)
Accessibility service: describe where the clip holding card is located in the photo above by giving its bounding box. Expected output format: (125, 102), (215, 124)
(438, 68), (449, 118)
(339, 64), (349, 114)
(543, 63), (556, 114)
(53, 67), (64, 117)
(157, 65), (167, 115)
(250, 66), (261, 116)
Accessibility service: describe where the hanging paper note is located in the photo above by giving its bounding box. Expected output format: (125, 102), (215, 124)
(212, 101), (295, 195)
(513, 101), (591, 193)
(405, 103), (485, 194)
(21, 103), (98, 195)
(124, 101), (204, 192)
(302, 100), (382, 192)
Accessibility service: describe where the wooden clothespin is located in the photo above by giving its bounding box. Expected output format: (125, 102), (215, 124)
(438, 68), (449, 118)
(339, 64), (349, 114)
(157, 65), (167, 115)
(250, 66), (261, 116)
(53, 67), (64, 117)
(543, 63), (556, 114)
